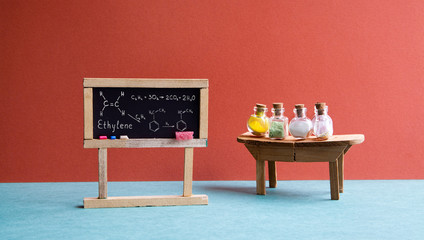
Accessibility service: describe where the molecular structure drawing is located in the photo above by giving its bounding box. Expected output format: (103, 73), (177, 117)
(99, 91), (125, 117)
(123, 107), (195, 133)
(176, 109), (193, 131)
(148, 108), (166, 132)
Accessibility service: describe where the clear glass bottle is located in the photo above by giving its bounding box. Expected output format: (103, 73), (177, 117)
(268, 103), (288, 139)
(312, 102), (333, 140)
(247, 103), (269, 137)
(289, 104), (312, 139)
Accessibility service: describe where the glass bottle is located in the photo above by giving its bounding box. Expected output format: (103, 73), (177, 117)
(247, 103), (269, 137)
(312, 102), (333, 140)
(268, 103), (288, 139)
(288, 104), (312, 139)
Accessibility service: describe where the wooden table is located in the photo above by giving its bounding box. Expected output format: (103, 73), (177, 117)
(237, 133), (365, 200)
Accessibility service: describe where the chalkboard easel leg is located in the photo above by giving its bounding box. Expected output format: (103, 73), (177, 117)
(98, 148), (107, 199)
(183, 148), (193, 197)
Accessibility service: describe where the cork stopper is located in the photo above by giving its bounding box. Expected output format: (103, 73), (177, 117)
(295, 104), (304, 109)
(256, 103), (266, 109)
(315, 102), (326, 109)
(315, 102), (326, 115)
(295, 104), (304, 116)
(255, 103), (266, 114)
(272, 103), (283, 109)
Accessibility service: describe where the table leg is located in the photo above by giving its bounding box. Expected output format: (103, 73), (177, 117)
(268, 161), (277, 188)
(338, 153), (344, 193)
(98, 148), (107, 199)
(329, 161), (339, 200)
(256, 160), (266, 195)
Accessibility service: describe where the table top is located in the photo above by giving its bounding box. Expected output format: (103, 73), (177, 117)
(237, 132), (365, 146)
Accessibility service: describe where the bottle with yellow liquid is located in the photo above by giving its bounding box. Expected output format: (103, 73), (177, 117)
(247, 104), (269, 137)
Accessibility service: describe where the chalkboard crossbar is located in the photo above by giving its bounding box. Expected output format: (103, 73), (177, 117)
(84, 139), (207, 148)
(84, 78), (208, 88)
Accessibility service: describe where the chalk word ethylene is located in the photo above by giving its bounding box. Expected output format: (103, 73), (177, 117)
(97, 119), (133, 133)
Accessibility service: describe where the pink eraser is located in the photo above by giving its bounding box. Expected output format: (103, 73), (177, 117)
(175, 131), (194, 140)
(99, 136), (107, 139)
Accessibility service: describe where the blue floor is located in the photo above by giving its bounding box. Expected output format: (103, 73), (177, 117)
(1, 180), (423, 240)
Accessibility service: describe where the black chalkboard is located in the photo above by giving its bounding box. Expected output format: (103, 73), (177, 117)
(92, 88), (200, 139)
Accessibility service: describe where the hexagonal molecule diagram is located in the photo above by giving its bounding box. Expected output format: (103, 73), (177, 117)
(176, 120), (187, 131)
(149, 121), (160, 132)
(176, 109), (193, 131)
(148, 108), (166, 132)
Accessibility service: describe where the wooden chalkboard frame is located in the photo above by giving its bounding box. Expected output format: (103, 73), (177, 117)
(82, 78), (209, 208)
(83, 78), (209, 148)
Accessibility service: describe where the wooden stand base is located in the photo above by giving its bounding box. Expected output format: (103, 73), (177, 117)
(84, 147), (208, 208)
(84, 194), (208, 208)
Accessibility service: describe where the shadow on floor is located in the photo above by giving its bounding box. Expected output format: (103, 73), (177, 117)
(201, 184), (330, 200)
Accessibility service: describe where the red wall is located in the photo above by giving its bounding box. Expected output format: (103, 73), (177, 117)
(1, 0), (423, 182)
